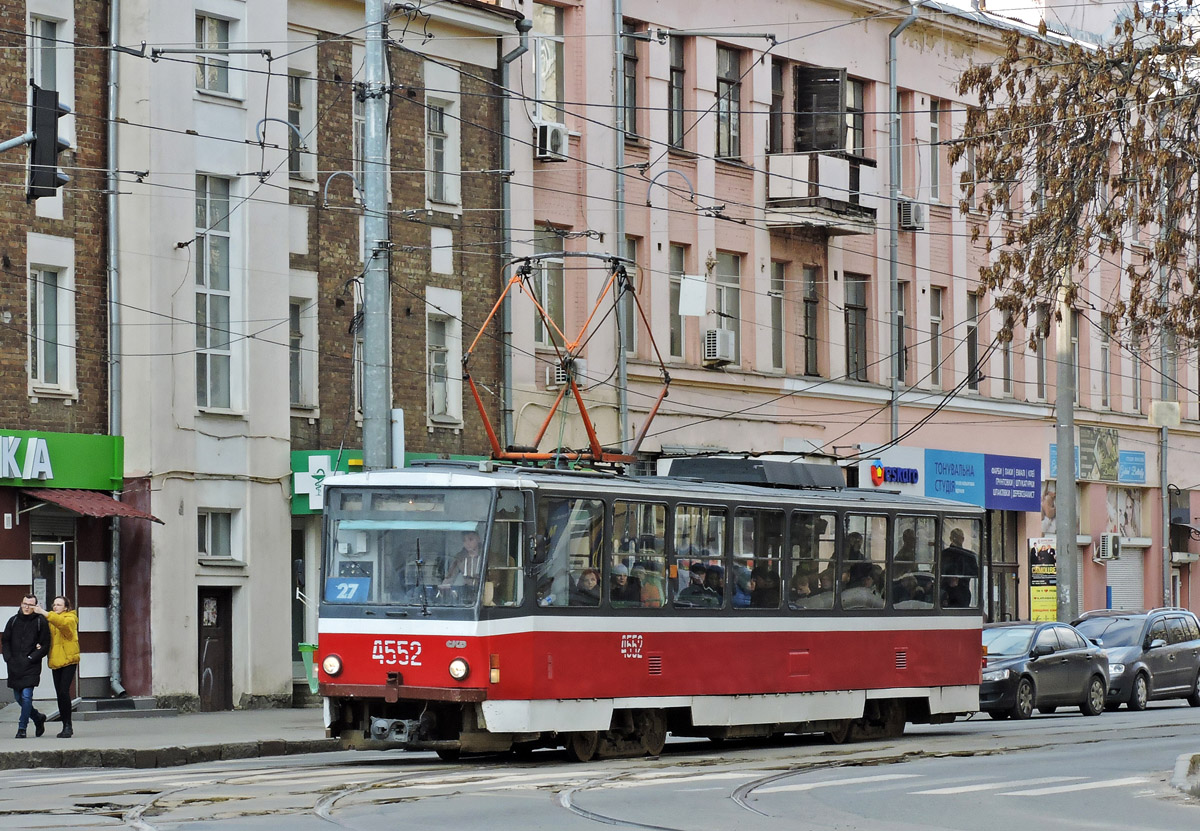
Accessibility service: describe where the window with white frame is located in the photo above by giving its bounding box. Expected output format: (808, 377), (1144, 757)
(196, 175), (233, 409)
(967, 292), (980, 392)
(426, 286), (463, 425)
(29, 267), (73, 391)
(532, 3), (564, 123)
(716, 46), (742, 159)
(195, 15), (230, 94)
(896, 281), (909, 385)
(768, 60), (785, 155)
(802, 266), (820, 376)
(715, 252), (741, 363)
(669, 244), (685, 359)
(770, 262), (785, 371)
(352, 287), (364, 417)
(286, 73), (315, 178)
(930, 286), (943, 389)
(621, 21), (639, 137)
(668, 37), (686, 148)
(425, 62), (461, 207)
(534, 228), (564, 347)
(845, 273), (868, 381)
(288, 295), (318, 409)
(198, 509), (234, 559)
(621, 237), (638, 355)
(929, 99), (941, 201)
(352, 93), (365, 186)
(427, 103), (449, 202)
(29, 16), (58, 91)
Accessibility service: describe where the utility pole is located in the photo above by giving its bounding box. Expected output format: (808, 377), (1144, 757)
(362, 0), (392, 470)
(1055, 281), (1079, 622)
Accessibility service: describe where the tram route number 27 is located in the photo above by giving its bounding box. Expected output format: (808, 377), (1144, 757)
(371, 639), (423, 666)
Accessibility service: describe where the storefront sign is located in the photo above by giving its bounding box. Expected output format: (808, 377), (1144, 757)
(291, 450), (364, 515)
(1049, 443), (1081, 479)
(0, 431), (123, 490)
(1079, 426), (1119, 482)
(1028, 536), (1057, 621)
(869, 460), (920, 486)
(925, 450), (985, 505)
(1118, 451), (1146, 484)
(984, 455), (1041, 512)
(865, 447), (1041, 510)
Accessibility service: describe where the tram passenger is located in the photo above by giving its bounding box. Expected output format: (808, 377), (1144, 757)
(940, 576), (971, 607)
(748, 567), (781, 608)
(675, 562), (719, 607)
(634, 562), (664, 607)
(705, 565), (725, 598)
(732, 566), (753, 608)
(610, 564), (641, 606)
(441, 530), (485, 595)
(845, 532), (866, 561)
(894, 528), (917, 567)
(570, 569), (602, 606)
(841, 562), (884, 609)
(788, 570), (813, 603)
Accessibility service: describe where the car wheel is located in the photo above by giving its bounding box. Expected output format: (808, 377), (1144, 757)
(1128, 673), (1149, 711)
(1187, 670), (1200, 708)
(1010, 678), (1034, 719)
(1081, 675), (1106, 716)
(1037, 706), (1057, 715)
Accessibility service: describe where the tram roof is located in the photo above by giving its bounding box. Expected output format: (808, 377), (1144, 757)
(323, 461), (983, 514)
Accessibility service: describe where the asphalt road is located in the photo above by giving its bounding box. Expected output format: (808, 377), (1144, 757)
(1, 702), (1196, 830)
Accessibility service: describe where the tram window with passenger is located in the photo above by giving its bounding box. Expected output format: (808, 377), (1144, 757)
(789, 511), (836, 609)
(841, 514), (887, 610)
(484, 490), (525, 607)
(892, 515), (937, 610)
(673, 504), (724, 608)
(535, 496), (604, 608)
(940, 518), (982, 608)
(611, 501), (667, 608)
(733, 509), (784, 609)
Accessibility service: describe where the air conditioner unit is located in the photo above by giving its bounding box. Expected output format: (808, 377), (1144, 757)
(898, 199), (925, 231)
(1096, 532), (1122, 561)
(534, 121), (569, 162)
(703, 328), (736, 365)
(547, 358), (587, 388)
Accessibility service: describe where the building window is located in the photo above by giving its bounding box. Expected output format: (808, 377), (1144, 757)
(716, 46), (741, 159)
(621, 21), (639, 137)
(1100, 314), (1112, 409)
(715, 252), (741, 363)
(668, 37), (685, 148)
(768, 60), (784, 155)
(967, 292), (980, 392)
(195, 15), (230, 94)
(532, 3), (564, 122)
(534, 228), (564, 347)
(929, 98), (941, 201)
(196, 175), (233, 409)
(669, 244), (685, 359)
(846, 78), (865, 156)
(286, 73), (315, 178)
(896, 281), (909, 385)
(620, 237), (639, 355)
(352, 93), (365, 186)
(845, 273), (868, 382)
(427, 103), (448, 202)
(426, 287), (464, 425)
(770, 262), (785, 371)
(794, 66), (846, 152)
(352, 288), (365, 416)
(930, 287), (943, 389)
(29, 268), (73, 390)
(29, 16), (58, 91)
(428, 316), (450, 417)
(802, 266), (820, 376)
(289, 301), (304, 406)
(198, 510), (233, 559)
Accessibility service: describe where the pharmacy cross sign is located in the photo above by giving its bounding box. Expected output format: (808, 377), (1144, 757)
(293, 454), (332, 507)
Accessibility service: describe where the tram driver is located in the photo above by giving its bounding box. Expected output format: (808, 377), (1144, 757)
(440, 528), (485, 597)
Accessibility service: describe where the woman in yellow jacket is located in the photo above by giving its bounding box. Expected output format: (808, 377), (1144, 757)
(33, 596), (79, 738)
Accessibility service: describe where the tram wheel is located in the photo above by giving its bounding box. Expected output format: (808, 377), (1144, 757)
(635, 710), (667, 757)
(564, 731), (600, 763)
(825, 720), (852, 744)
(435, 747), (461, 762)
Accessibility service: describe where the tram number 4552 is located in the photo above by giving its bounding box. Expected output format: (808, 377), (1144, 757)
(371, 639), (423, 666)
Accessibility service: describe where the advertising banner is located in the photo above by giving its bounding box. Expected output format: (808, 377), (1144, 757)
(1029, 536), (1057, 621)
(984, 455), (1041, 512)
(925, 449), (985, 505)
(1118, 451), (1146, 484)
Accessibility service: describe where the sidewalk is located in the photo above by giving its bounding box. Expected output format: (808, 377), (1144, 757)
(0, 705), (337, 770)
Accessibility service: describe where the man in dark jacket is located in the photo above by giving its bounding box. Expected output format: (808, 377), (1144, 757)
(2, 594), (51, 738)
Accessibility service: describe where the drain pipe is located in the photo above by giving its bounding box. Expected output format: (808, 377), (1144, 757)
(106, 0), (126, 698)
(500, 18), (531, 447)
(888, 3), (922, 443)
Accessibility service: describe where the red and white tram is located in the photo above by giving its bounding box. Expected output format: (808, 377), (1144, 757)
(316, 461), (984, 761)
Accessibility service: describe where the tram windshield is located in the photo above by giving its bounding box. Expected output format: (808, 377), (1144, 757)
(323, 487), (524, 610)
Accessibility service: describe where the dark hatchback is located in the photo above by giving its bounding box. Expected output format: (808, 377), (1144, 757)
(981, 621), (1109, 719)
(1071, 608), (1200, 710)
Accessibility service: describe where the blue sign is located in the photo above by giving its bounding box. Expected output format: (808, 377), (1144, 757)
(324, 577), (371, 604)
(1118, 451), (1146, 484)
(925, 450), (985, 506)
(984, 455), (1041, 511)
(1049, 444), (1081, 479)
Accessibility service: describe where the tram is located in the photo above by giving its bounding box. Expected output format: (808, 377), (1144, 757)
(315, 460), (984, 761)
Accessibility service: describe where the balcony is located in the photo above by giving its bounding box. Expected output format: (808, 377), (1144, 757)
(765, 153), (878, 236)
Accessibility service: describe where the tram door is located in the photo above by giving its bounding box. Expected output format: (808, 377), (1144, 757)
(31, 542), (67, 700)
(198, 589), (233, 711)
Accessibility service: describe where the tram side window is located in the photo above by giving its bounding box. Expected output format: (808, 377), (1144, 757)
(892, 516), (936, 610)
(732, 509), (784, 609)
(533, 497), (604, 608)
(612, 501), (667, 609)
(673, 505), (725, 608)
(941, 518), (981, 608)
(484, 490), (525, 607)
(841, 514), (887, 610)
(789, 512), (836, 610)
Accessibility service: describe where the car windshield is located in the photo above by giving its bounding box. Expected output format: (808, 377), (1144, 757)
(982, 626), (1035, 656)
(1073, 617), (1142, 647)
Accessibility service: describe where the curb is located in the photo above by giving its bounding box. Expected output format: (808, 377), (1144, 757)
(1170, 752), (1200, 798)
(0, 738), (340, 770)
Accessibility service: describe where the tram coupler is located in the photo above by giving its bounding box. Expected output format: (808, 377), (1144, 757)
(370, 717), (420, 742)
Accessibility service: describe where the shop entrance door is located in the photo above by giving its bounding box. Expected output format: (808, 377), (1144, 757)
(30, 542), (67, 700)
(198, 589), (233, 711)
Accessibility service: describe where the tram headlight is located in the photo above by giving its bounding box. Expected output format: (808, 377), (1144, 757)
(448, 658), (470, 681)
(322, 654), (343, 677)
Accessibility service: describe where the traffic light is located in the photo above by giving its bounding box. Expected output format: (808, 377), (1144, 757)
(27, 83), (70, 201)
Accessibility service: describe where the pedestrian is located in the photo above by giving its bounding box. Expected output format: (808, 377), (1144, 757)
(1, 594), (51, 738)
(31, 596), (80, 738)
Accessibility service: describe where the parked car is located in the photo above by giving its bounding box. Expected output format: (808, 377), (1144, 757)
(1071, 608), (1200, 710)
(981, 621), (1109, 719)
